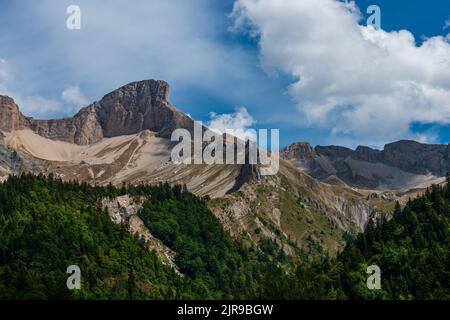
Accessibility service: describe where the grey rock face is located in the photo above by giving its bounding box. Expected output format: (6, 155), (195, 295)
(315, 145), (354, 159)
(95, 80), (193, 139)
(0, 142), (48, 180)
(381, 140), (450, 175)
(0, 80), (195, 145)
(355, 146), (380, 163)
(283, 139), (450, 189)
(102, 195), (143, 224)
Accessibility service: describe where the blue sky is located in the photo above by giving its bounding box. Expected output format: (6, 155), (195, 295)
(0, 0), (450, 149)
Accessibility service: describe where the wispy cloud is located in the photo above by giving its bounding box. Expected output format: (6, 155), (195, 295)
(1, 58), (61, 117)
(15, 95), (63, 117)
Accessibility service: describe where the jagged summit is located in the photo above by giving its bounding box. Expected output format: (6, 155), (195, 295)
(0, 80), (194, 145)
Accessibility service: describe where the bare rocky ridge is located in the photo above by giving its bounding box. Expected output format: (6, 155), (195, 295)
(282, 141), (449, 190)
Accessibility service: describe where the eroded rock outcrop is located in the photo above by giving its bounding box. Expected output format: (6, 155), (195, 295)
(101, 195), (179, 272)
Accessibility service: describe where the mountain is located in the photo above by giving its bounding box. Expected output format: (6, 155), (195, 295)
(2, 79), (449, 300)
(282, 141), (450, 190)
(0, 80), (396, 257)
(0, 80), (227, 194)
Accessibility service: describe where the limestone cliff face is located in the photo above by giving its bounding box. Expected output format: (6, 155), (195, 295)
(96, 80), (193, 139)
(0, 80), (194, 145)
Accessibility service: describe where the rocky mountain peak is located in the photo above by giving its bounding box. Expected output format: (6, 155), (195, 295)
(281, 142), (316, 160)
(0, 80), (194, 145)
(94, 79), (193, 140)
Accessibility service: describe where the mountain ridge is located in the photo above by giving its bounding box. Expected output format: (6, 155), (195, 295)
(282, 140), (450, 189)
(0, 79), (430, 257)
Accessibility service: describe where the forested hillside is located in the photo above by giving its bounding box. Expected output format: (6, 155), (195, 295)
(0, 174), (449, 300)
(267, 179), (450, 300)
(0, 174), (273, 299)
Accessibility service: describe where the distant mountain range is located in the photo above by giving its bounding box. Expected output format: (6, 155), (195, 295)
(282, 140), (449, 190)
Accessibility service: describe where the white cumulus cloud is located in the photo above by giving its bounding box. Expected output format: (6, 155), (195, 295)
(232, 0), (450, 146)
(207, 106), (257, 141)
